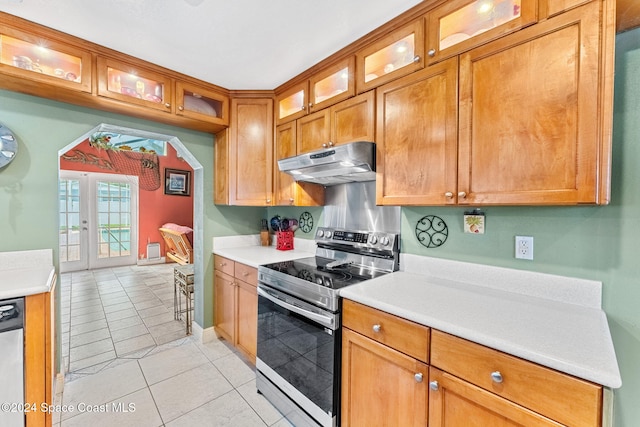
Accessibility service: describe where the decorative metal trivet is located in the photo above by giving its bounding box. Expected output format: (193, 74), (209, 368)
(299, 211), (314, 233)
(415, 215), (448, 248)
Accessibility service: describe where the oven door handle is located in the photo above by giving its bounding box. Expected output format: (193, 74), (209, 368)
(257, 286), (336, 330)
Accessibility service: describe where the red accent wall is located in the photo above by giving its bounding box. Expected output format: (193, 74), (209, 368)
(60, 140), (194, 260)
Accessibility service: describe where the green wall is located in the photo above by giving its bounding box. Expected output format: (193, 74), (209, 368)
(1, 26), (639, 426)
(0, 89), (264, 333)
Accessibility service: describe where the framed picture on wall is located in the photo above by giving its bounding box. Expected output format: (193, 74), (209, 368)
(164, 168), (191, 196)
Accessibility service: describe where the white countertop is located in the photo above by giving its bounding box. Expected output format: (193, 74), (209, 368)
(212, 234), (316, 268)
(0, 249), (56, 299)
(340, 254), (621, 389)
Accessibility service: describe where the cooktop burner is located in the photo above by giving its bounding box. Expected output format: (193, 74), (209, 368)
(260, 256), (389, 290)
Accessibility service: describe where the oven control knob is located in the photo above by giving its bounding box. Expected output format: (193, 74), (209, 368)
(369, 235), (378, 245)
(380, 236), (390, 246)
(316, 277), (324, 285)
(324, 231), (332, 239)
(317, 229), (324, 238)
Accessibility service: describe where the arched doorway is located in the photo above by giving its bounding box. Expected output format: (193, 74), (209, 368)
(57, 123), (204, 374)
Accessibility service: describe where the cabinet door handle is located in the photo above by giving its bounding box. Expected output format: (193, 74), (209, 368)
(414, 373), (423, 383)
(242, 271), (249, 276)
(322, 143), (328, 148)
(165, 103), (171, 108)
(266, 199), (272, 204)
(429, 380), (439, 391)
(289, 198), (294, 204)
(301, 105), (306, 111)
(178, 105), (184, 111)
(372, 324), (382, 333)
(328, 141), (334, 147)
(445, 191), (454, 199)
(428, 49), (436, 57)
(458, 191), (467, 199)
(219, 262), (227, 267)
(413, 55), (421, 63)
(491, 371), (503, 383)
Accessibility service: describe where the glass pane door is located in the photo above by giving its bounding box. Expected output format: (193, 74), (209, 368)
(59, 172), (138, 271)
(92, 176), (137, 268)
(59, 173), (88, 272)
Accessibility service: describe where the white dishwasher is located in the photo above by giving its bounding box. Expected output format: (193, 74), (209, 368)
(0, 297), (25, 427)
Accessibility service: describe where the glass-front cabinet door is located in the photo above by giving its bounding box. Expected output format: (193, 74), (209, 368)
(426, 0), (536, 64)
(175, 81), (229, 126)
(276, 81), (307, 125)
(356, 19), (424, 93)
(309, 56), (355, 113)
(0, 26), (91, 92)
(97, 57), (173, 112)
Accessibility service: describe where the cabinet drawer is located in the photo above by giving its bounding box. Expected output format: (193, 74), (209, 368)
(343, 300), (429, 363)
(214, 255), (235, 276)
(430, 330), (602, 427)
(234, 262), (257, 285)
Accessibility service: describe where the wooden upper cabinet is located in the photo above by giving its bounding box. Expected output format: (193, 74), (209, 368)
(376, 58), (459, 206)
(309, 56), (355, 112)
(297, 109), (331, 154)
(458, 1), (612, 205)
(0, 25), (91, 93)
(616, 0), (640, 33)
(214, 129), (229, 204)
(356, 19), (425, 94)
(275, 121), (297, 206)
(276, 56), (356, 124)
(297, 91), (375, 155)
(276, 81), (307, 124)
(227, 97), (274, 206)
(97, 57), (173, 113)
(274, 121), (324, 206)
(330, 90), (375, 146)
(426, 0), (537, 65)
(176, 81), (229, 127)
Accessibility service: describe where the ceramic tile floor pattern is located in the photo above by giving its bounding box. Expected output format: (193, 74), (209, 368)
(58, 264), (291, 427)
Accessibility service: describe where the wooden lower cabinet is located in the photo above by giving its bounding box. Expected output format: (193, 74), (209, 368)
(341, 328), (429, 427)
(213, 255), (257, 363)
(341, 301), (605, 427)
(428, 367), (562, 427)
(24, 276), (57, 427)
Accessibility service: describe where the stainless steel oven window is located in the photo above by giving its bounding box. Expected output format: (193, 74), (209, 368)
(257, 286), (340, 423)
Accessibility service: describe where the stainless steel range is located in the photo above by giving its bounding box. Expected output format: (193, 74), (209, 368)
(256, 226), (400, 427)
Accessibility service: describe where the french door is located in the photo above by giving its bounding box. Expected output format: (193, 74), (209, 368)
(59, 171), (138, 272)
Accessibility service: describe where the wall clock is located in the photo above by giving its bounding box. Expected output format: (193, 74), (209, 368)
(0, 123), (18, 169)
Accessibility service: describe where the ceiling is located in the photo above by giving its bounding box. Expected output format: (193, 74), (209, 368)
(0, 0), (423, 90)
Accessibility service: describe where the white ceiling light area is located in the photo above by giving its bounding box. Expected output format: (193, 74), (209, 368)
(0, 0), (423, 89)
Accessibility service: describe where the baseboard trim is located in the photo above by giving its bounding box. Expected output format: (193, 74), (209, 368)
(191, 321), (216, 343)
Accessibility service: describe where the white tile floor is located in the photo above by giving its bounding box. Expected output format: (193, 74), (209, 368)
(57, 264), (290, 427)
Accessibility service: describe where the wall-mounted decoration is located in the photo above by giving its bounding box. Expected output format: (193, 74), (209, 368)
(87, 132), (161, 190)
(0, 123), (18, 170)
(299, 211), (314, 233)
(464, 209), (485, 234)
(164, 168), (191, 196)
(60, 149), (116, 170)
(415, 215), (448, 248)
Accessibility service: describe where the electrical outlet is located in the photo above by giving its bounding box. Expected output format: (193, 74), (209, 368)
(515, 236), (534, 260)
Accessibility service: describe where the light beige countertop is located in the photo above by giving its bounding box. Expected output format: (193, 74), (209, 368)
(340, 253), (621, 389)
(0, 249), (56, 299)
(212, 234), (316, 268)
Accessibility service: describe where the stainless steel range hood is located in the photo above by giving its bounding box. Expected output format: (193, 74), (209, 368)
(277, 141), (376, 186)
